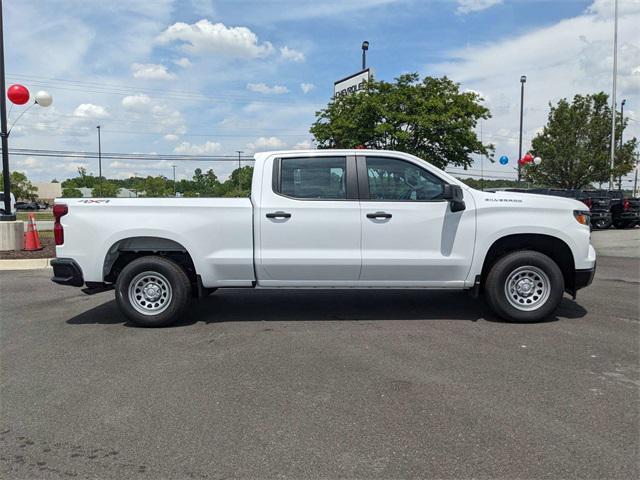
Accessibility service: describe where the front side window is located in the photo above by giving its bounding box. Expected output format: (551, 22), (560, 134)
(279, 157), (347, 200)
(366, 157), (445, 201)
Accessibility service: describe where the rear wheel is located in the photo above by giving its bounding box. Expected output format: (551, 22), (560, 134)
(115, 256), (191, 327)
(485, 250), (564, 323)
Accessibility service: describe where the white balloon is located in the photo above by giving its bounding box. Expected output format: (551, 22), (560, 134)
(34, 90), (52, 107)
(533, 156), (542, 165)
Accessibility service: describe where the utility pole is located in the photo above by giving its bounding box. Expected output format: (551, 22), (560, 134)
(608, 0), (618, 191)
(236, 151), (243, 190)
(172, 165), (176, 196)
(0, 0), (14, 220)
(96, 125), (102, 197)
(517, 75), (526, 184)
(361, 41), (369, 70)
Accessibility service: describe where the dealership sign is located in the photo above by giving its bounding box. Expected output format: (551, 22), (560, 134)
(334, 69), (371, 98)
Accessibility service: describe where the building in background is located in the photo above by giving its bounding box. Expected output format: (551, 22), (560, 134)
(34, 182), (62, 203)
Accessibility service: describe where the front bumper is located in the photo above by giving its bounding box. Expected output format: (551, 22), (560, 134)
(590, 211), (611, 221)
(51, 258), (84, 287)
(574, 263), (596, 291)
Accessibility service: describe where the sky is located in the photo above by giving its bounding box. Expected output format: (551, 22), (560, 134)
(4, 0), (640, 184)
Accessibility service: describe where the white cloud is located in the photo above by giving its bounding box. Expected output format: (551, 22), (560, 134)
(131, 62), (176, 80)
(122, 94), (186, 134)
(122, 93), (152, 110)
(280, 46), (305, 62)
(173, 57), (192, 68)
(164, 134), (180, 142)
(300, 82), (316, 94)
(173, 141), (222, 154)
(456, 0), (503, 14)
(246, 82), (289, 94)
(246, 136), (287, 152)
(73, 103), (110, 118)
(292, 139), (314, 150)
(157, 19), (275, 58)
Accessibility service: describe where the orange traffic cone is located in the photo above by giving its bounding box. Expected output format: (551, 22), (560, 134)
(23, 212), (43, 251)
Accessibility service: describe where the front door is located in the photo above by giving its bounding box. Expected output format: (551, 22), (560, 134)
(358, 155), (475, 286)
(257, 155), (362, 286)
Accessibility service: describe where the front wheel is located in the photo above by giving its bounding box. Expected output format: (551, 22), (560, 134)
(592, 217), (612, 230)
(485, 250), (564, 323)
(115, 256), (191, 327)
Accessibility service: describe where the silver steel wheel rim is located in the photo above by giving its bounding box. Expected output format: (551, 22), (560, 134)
(504, 265), (551, 312)
(128, 271), (172, 316)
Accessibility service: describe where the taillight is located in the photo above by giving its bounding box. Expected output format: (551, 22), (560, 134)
(623, 199), (630, 211)
(53, 204), (68, 245)
(583, 198), (592, 209)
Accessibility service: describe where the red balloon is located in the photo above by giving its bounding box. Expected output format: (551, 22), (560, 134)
(523, 152), (534, 163)
(7, 84), (30, 105)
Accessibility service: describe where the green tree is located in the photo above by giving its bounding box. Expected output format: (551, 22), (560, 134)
(192, 168), (220, 196)
(310, 73), (493, 169)
(93, 180), (120, 198)
(140, 176), (171, 197)
(220, 166), (253, 197)
(524, 92), (637, 189)
(1, 171), (38, 200)
(61, 187), (83, 198)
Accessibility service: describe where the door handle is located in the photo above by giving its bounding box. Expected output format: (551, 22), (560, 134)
(366, 211), (392, 219)
(266, 211), (291, 219)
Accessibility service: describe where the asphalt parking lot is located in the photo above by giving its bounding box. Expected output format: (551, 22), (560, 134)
(1, 239), (638, 479)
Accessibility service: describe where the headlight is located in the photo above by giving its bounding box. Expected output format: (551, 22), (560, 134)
(574, 210), (590, 226)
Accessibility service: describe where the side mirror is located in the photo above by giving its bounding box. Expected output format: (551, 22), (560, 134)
(443, 184), (466, 212)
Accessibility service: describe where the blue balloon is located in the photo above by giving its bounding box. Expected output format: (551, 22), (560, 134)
(499, 155), (509, 165)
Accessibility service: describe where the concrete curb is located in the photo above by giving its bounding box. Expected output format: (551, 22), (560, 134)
(0, 258), (53, 271)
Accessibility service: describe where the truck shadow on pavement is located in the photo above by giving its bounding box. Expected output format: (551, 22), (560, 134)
(66, 289), (588, 327)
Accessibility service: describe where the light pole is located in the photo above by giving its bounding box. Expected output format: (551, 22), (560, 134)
(517, 75), (526, 184)
(96, 125), (102, 197)
(608, 0), (618, 191)
(361, 41), (369, 70)
(0, 0), (12, 220)
(236, 150), (243, 190)
(172, 165), (176, 196)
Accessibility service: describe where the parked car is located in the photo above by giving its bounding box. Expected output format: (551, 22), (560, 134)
(51, 149), (596, 327)
(0, 191), (16, 215)
(584, 190), (639, 229)
(15, 201), (41, 211)
(581, 194), (613, 230)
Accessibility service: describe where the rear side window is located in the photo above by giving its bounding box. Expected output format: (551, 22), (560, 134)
(366, 157), (445, 201)
(278, 157), (347, 199)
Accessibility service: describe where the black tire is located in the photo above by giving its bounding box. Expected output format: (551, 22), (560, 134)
(115, 256), (191, 327)
(485, 250), (564, 323)
(592, 218), (612, 230)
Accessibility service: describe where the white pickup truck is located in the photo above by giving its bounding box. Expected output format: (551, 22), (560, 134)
(51, 149), (596, 326)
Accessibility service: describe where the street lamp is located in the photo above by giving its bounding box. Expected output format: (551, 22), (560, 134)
(608, 0), (619, 191)
(0, 0), (52, 221)
(361, 41), (369, 70)
(517, 75), (526, 184)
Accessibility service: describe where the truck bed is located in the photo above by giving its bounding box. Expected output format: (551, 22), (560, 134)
(56, 197), (255, 287)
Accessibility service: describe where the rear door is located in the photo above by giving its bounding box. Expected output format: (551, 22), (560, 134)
(358, 154), (475, 286)
(257, 154), (362, 286)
